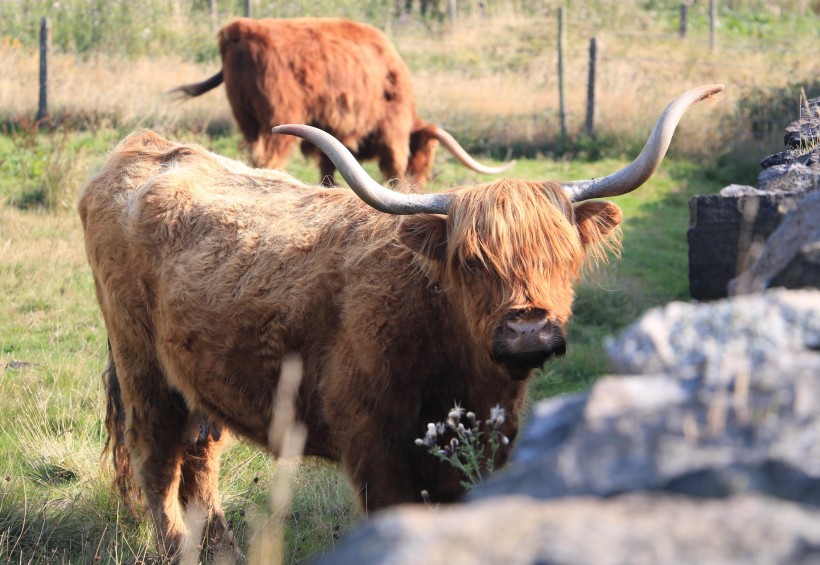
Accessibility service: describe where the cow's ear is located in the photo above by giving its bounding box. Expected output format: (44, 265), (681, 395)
(574, 200), (623, 250)
(398, 214), (448, 263)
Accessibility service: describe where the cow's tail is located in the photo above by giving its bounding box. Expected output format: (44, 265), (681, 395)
(101, 341), (139, 513)
(168, 70), (224, 99)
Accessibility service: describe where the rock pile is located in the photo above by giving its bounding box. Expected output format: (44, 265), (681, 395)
(688, 96), (820, 300)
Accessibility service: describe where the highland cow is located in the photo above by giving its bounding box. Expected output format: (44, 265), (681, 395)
(171, 17), (513, 186)
(80, 85), (722, 562)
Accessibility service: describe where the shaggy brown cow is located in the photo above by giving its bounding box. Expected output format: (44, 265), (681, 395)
(171, 17), (513, 186)
(79, 84), (722, 562)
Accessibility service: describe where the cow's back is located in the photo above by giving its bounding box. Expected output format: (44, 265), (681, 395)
(217, 18), (416, 150)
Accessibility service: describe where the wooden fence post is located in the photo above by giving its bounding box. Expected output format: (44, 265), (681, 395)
(557, 7), (566, 137)
(37, 16), (50, 122)
(585, 36), (597, 136)
(209, 0), (217, 33)
(679, 3), (688, 39)
(709, 0), (717, 53)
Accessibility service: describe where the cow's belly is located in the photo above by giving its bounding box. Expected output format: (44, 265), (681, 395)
(156, 326), (336, 458)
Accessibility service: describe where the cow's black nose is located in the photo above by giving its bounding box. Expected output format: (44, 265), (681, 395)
(500, 309), (552, 353)
(492, 309), (566, 380)
(504, 316), (551, 344)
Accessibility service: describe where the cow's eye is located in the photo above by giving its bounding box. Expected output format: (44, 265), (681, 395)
(464, 259), (482, 275)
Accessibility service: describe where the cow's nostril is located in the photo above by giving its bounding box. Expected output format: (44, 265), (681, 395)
(504, 325), (518, 340)
(506, 317), (549, 338)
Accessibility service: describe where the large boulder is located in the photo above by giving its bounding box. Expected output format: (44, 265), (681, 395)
(315, 290), (820, 564)
(316, 494), (820, 565)
(758, 161), (819, 193)
(603, 288), (820, 376)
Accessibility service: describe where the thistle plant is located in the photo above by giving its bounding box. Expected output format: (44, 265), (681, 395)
(415, 403), (510, 490)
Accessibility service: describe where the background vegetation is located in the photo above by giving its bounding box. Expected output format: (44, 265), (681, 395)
(0, 0), (818, 562)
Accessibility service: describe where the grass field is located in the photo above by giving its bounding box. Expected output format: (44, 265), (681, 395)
(1, 1), (818, 563)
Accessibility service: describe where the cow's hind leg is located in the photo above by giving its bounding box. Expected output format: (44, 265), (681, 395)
(179, 417), (244, 563)
(114, 354), (190, 562)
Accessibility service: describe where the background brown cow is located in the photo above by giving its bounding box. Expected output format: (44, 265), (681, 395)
(171, 17), (513, 186)
(80, 85), (721, 562)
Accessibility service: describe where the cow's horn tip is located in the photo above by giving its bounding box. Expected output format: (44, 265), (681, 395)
(702, 84), (725, 99)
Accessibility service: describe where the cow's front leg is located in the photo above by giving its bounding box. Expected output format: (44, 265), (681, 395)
(317, 153), (338, 186)
(337, 430), (421, 512)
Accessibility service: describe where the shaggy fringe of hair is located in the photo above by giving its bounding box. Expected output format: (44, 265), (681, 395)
(447, 180), (584, 311)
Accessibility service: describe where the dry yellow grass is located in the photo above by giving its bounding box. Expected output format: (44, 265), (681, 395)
(395, 12), (817, 155)
(0, 42), (231, 128)
(2, 10), (816, 159)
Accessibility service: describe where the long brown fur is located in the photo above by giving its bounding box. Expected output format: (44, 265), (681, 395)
(79, 130), (622, 562)
(172, 17), (440, 186)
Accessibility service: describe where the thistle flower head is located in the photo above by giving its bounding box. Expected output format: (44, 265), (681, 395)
(416, 422), (440, 448)
(488, 404), (506, 429)
(466, 411), (477, 427)
(447, 402), (465, 425)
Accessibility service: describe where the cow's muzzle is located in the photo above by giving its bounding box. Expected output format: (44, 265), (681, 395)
(492, 309), (566, 380)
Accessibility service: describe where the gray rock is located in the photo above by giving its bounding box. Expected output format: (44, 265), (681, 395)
(783, 96), (820, 150)
(758, 162), (820, 193)
(730, 192), (820, 294)
(604, 289), (820, 376)
(718, 184), (761, 196)
(689, 99), (820, 300)
(474, 361), (820, 504)
(474, 291), (820, 504)
(760, 146), (820, 170)
(771, 242), (820, 289)
(315, 494), (820, 565)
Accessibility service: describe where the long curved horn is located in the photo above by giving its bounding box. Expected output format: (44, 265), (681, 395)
(431, 126), (516, 174)
(272, 125), (454, 215)
(560, 84), (724, 202)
